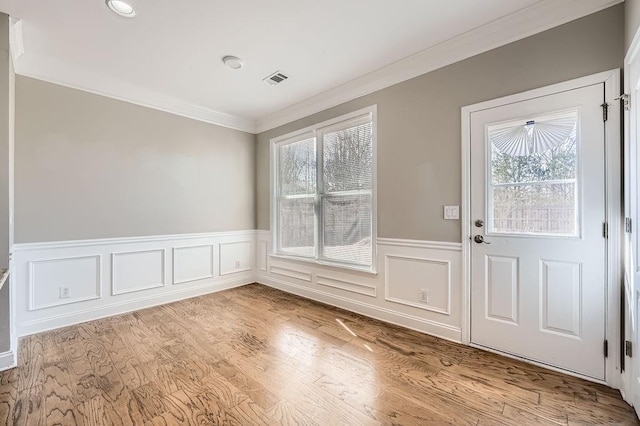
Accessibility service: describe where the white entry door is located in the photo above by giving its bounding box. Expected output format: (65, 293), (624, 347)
(470, 83), (607, 380)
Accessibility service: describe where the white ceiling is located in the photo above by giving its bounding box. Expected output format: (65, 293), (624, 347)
(0, 0), (624, 133)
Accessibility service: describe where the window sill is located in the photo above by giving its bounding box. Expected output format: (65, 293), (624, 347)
(268, 254), (378, 276)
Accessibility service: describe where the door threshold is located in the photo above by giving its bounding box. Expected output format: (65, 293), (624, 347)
(469, 342), (608, 386)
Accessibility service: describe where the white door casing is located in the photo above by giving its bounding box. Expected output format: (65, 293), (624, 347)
(623, 31), (640, 413)
(462, 70), (622, 386)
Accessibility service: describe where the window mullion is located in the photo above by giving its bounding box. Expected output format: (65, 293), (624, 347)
(316, 132), (324, 260)
(274, 145), (282, 255)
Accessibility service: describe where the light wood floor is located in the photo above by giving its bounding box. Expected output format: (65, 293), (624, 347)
(0, 283), (638, 425)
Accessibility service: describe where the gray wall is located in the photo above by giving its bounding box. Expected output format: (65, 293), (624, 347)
(256, 5), (624, 242)
(0, 14), (11, 353)
(627, 0), (640, 52)
(15, 77), (256, 243)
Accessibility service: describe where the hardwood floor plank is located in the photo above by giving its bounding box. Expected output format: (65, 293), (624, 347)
(212, 359), (280, 411)
(147, 389), (219, 425)
(0, 283), (636, 425)
(41, 332), (66, 367)
(99, 390), (146, 426)
(100, 330), (149, 390)
(267, 399), (319, 426)
(17, 334), (44, 392)
(139, 359), (179, 397)
(314, 373), (460, 424)
(227, 350), (378, 425)
(0, 371), (18, 424)
(131, 382), (168, 419)
(502, 402), (566, 425)
(43, 362), (82, 425)
(12, 384), (45, 426)
(224, 398), (274, 425)
(77, 395), (109, 426)
(437, 369), (541, 405)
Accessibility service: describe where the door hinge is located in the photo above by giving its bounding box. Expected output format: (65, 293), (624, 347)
(617, 93), (631, 111)
(601, 102), (609, 121)
(626, 217), (633, 234)
(626, 340), (633, 358)
(603, 222), (609, 238)
(604, 339), (609, 357)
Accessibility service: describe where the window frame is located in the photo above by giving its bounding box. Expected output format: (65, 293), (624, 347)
(270, 105), (378, 273)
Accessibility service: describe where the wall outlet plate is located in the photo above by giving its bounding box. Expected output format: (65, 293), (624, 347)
(60, 286), (70, 299)
(444, 205), (459, 220)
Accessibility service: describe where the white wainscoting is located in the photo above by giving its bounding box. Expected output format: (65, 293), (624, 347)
(255, 231), (463, 342)
(12, 230), (256, 336)
(12, 229), (463, 343)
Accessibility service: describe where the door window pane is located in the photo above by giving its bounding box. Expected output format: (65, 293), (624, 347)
(488, 110), (578, 236)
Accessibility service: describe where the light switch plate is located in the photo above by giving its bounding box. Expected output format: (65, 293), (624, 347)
(444, 205), (459, 220)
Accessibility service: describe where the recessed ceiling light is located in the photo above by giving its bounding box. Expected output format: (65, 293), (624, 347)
(223, 56), (243, 70)
(106, 0), (137, 18)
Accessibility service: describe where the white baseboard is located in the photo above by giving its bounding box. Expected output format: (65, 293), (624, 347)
(257, 275), (461, 342)
(0, 350), (16, 371)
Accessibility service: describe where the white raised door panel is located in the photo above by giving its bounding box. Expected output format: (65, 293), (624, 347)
(540, 260), (582, 338)
(485, 255), (518, 324)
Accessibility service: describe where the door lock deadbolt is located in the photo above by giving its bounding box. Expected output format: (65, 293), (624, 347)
(474, 219), (484, 228)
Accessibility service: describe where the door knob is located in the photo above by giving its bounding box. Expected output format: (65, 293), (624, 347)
(474, 235), (491, 244)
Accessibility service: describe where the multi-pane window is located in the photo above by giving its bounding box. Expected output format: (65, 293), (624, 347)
(273, 108), (376, 270)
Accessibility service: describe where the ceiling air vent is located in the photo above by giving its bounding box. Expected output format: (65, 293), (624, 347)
(263, 71), (290, 86)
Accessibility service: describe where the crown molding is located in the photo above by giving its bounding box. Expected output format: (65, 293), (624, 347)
(255, 0), (623, 134)
(9, 18), (24, 68)
(17, 67), (257, 133)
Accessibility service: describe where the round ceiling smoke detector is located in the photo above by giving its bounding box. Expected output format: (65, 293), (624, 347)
(223, 56), (243, 70)
(106, 0), (137, 18)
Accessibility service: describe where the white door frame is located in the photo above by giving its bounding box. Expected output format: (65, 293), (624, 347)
(621, 29), (640, 406)
(461, 69), (622, 388)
